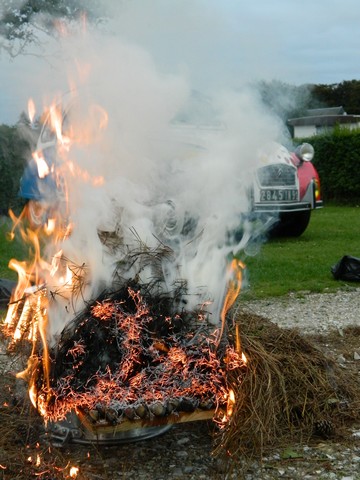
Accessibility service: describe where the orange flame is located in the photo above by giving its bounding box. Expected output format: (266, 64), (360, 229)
(219, 388), (236, 425)
(217, 258), (245, 350)
(227, 388), (236, 418)
(3, 94), (107, 414)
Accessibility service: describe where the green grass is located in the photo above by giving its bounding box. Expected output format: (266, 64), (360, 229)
(0, 216), (28, 281)
(241, 205), (360, 299)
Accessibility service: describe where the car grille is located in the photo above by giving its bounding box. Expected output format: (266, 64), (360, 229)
(257, 164), (296, 187)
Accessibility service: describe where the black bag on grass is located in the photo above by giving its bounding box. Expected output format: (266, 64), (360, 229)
(331, 255), (360, 281)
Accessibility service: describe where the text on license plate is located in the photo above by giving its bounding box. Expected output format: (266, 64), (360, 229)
(260, 189), (299, 202)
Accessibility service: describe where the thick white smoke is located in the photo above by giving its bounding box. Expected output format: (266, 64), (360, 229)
(5, 4), (287, 337)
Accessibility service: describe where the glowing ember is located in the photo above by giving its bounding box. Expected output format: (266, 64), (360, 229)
(29, 286), (244, 423)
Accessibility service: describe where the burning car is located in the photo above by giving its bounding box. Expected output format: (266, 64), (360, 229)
(252, 142), (323, 237)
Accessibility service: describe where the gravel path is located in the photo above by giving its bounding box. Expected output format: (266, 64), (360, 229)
(241, 288), (360, 335)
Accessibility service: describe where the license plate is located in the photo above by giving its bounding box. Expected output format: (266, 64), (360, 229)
(260, 189), (298, 202)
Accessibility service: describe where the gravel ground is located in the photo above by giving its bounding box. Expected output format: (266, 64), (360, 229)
(1, 288), (360, 479)
(241, 288), (360, 336)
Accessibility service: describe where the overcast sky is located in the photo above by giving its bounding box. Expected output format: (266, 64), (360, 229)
(1, 0), (360, 124)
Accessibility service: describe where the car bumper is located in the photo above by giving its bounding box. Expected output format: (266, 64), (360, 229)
(253, 201), (313, 214)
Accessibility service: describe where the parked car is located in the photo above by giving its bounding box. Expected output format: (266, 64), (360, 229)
(19, 93), (322, 239)
(251, 142), (323, 237)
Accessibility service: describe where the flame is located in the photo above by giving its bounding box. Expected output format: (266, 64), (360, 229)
(28, 98), (36, 124)
(44, 218), (56, 235)
(2, 95), (106, 413)
(215, 259), (247, 426)
(217, 258), (245, 349)
(27, 454), (41, 467)
(227, 388), (236, 418)
(49, 103), (67, 146)
(219, 388), (236, 425)
(69, 466), (79, 478)
(32, 151), (50, 179)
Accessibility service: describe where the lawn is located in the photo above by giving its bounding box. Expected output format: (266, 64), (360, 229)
(241, 205), (360, 299)
(0, 215), (27, 281)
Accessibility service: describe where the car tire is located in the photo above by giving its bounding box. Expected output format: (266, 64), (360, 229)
(270, 211), (311, 237)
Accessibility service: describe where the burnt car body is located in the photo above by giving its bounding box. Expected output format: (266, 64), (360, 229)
(251, 142), (323, 237)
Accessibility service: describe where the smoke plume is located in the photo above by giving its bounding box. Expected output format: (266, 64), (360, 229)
(3, 3), (287, 337)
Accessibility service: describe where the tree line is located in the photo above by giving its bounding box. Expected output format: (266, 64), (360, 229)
(256, 79), (360, 123)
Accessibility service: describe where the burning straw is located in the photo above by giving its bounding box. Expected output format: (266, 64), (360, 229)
(3, 253), (246, 428)
(36, 282), (240, 423)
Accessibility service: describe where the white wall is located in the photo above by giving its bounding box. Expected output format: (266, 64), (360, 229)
(294, 121), (360, 138)
(293, 125), (316, 138)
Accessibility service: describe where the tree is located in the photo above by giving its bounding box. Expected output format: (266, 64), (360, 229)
(0, 124), (29, 214)
(255, 79), (360, 125)
(311, 80), (360, 115)
(0, 0), (102, 57)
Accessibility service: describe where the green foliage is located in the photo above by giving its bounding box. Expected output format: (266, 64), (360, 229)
(242, 206), (360, 299)
(0, 0), (97, 41)
(0, 124), (29, 215)
(297, 127), (360, 203)
(311, 80), (360, 115)
(0, 0), (101, 57)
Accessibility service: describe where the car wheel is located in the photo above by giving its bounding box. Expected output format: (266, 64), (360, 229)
(270, 211), (311, 237)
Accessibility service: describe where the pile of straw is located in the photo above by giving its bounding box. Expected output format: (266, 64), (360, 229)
(216, 308), (360, 460)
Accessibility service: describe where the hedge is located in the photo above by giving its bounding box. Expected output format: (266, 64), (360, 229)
(296, 126), (360, 204)
(0, 124), (29, 215)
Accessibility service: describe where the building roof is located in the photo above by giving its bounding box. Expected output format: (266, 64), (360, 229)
(288, 114), (360, 127)
(305, 106), (345, 116)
